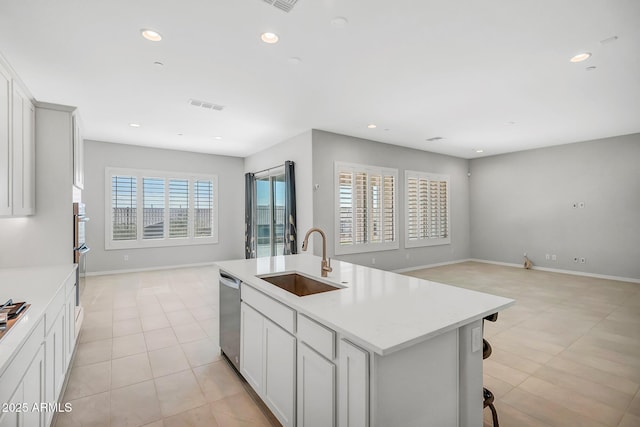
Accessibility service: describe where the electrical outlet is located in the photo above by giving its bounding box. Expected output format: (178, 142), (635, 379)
(580, 257), (586, 264)
(579, 201), (585, 209)
(545, 254), (550, 261)
(552, 254), (557, 261)
(573, 257), (578, 263)
(572, 202), (578, 208)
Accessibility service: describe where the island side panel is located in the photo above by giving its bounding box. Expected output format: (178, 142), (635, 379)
(458, 319), (483, 427)
(370, 328), (459, 427)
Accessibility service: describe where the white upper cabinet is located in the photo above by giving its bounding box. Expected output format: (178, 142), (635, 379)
(0, 60), (35, 217)
(72, 112), (83, 189)
(0, 63), (11, 216)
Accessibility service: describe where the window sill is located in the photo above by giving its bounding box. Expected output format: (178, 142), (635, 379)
(105, 236), (218, 250)
(405, 237), (451, 249)
(335, 241), (399, 255)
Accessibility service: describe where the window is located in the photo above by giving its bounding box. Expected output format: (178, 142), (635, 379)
(106, 168), (218, 249)
(335, 162), (398, 255)
(405, 171), (450, 248)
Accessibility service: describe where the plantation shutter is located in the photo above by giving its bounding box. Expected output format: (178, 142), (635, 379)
(169, 179), (189, 238)
(338, 171), (354, 245)
(143, 178), (165, 239)
(194, 179), (213, 237)
(405, 171), (450, 247)
(112, 176), (137, 240)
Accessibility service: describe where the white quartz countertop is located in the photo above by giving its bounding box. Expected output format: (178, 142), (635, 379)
(0, 264), (76, 375)
(216, 255), (514, 355)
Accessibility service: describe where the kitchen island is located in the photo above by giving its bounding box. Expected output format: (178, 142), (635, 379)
(216, 254), (514, 427)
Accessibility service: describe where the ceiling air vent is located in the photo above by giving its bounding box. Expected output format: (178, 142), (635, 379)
(262, 0), (299, 13)
(189, 99), (224, 111)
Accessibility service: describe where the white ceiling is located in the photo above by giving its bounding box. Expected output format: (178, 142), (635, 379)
(0, 0), (638, 159)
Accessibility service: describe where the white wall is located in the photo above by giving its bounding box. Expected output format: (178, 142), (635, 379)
(244, 131), (314, 254)
(469, 133), (640, 280)
(311, 130), (471, 271)
(0, 105), (74, 268)
(84, 140), (245, 273)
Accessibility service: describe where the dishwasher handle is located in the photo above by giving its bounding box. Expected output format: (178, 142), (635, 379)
(219, 272), (241, 290)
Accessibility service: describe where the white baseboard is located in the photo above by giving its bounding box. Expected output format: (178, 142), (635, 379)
(468, 258), (640, 284)
(87, 261), (218, 277)
(392, 259), (472, 273)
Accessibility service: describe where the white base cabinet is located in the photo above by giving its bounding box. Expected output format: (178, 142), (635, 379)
(264, 318), (296, 426)
(298, 343), (336, 427)
(241, 302), (296, 427)
(0, 320), (46, 427)
(338, 340), (369, 427)
(0, 269), (79, 427)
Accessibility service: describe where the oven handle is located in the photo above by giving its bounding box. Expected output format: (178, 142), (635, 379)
(75, 246), (91, 254)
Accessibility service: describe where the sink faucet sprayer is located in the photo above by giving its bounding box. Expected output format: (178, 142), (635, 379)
(301, 227), (333, 277)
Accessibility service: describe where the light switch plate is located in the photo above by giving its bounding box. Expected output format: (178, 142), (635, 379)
(471, 327), (482, 353)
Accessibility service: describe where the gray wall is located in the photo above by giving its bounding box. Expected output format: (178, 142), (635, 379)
(311, 130), (471, 271)
(469, 133), (640, 280)
(244, 131), (314, 253)
(84, 140), (244, 273)
(0, 105), (74, 268)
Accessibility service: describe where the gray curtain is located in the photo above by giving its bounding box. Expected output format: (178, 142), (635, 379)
(244, 172), (256, 259)
(283, 161), (297, 255)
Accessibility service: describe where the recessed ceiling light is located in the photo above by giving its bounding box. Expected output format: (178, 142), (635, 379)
(177, 133), (183, 136)
(367, 124), (377, 129)
(426, 136), (444, 142)
(141, 29), (162, 42)
(214, 136), (223, 140)
(585, 66), (597, 71)
(129, 123), (141, 128)
(475, 149), (484, 153)
(153, 61), (164, 67)
(261, 32), (279, 44)
(570, 52), (591, 63)
(330, 17), (349, 28)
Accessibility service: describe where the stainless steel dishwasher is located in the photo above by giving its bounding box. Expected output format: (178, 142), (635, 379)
(219, 270), (241, 371)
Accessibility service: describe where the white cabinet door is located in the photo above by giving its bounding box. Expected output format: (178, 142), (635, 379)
(298, 343), (336, 427)
(10, 83), (34, 216)
(45, 305), (66, 412)
(66, 290), (76, 363)
(240, 302), (264, 393)
(339, 340), (370, 427)
(22, 345), (45, 427)
(264, 318), (296, 427)
(0, 64), (11, 216)
(0, 384), (21, 427)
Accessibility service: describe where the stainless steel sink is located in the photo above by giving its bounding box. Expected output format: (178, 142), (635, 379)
(259, 273), (341, 297)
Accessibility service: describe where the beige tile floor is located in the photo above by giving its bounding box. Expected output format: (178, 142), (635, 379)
(405, 261), (640, 427)
(54, 266), (275, 427)
(54, 262), (640, 427)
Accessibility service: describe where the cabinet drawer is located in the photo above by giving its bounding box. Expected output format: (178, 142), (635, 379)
(298, 314), (335, 360)
(242, 284), (295, 334)
(0, 317), (45, 405)
(44, 285), (65, 334)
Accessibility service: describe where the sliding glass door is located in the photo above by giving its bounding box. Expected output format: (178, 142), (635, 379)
(255, 167), (286, 257)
